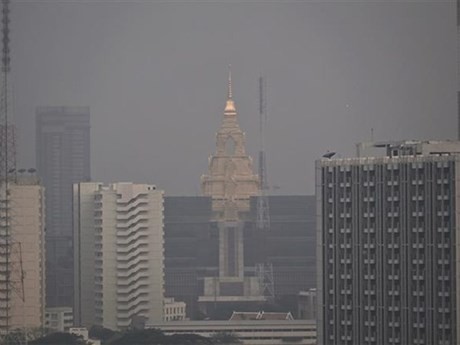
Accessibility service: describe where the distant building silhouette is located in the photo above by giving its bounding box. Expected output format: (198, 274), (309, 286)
(317, 140), (460, 345)
(36, 106), (90, 308)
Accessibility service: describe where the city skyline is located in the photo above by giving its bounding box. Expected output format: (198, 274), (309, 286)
(11, 0), (455, 196)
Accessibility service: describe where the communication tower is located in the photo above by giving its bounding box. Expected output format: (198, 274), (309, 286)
(0, 2), (23, 342)
(255, 76), (274, 300)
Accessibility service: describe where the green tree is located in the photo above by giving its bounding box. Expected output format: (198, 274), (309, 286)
(106, 329), (165, 345)
(28, 332), (90, 345)
(89, 325), (118, 344)
(210, 332), (241, 344)
(106, 329), (213, 345)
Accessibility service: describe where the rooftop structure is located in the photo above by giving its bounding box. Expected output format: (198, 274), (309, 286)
(229, 311), (294, 321)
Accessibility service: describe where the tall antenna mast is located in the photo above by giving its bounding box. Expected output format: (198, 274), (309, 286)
(255, 76), (274, 301)
(1, 0), (11, 335)
(256, 76), (270, 230)
(0, 0), (17, 337)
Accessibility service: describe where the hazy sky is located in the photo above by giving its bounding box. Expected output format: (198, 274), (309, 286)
(11, 0), (456, 195)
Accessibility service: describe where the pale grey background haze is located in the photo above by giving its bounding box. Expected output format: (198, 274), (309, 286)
(11, 0), (456, 195)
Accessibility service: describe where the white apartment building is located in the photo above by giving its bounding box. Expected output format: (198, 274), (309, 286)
(0, 175), (46, 332)
(45, 307), (73, 332)
(74, 182), (164, 330)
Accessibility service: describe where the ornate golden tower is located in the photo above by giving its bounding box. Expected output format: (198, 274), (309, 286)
(201, 68), (259, 221)
(199, 69), (264, 308)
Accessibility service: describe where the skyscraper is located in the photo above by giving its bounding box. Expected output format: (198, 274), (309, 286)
(36, 106), (90, 308)
(73, 182), (164, 330)
(316, 140), (460, 345)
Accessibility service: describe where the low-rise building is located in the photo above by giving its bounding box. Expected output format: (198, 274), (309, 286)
(45, 307), (73, 332)
(147, 319), (316, 345)
(163, 298), (187, 321)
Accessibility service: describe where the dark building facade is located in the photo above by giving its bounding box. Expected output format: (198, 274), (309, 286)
(36, 106), (91, 307)
(164, 195), (315, 318)
(317, 141), (460, 345)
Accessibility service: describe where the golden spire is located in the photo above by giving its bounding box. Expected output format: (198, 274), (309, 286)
(225, 65), (236, 115)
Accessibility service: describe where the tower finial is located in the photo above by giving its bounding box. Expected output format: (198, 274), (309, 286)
(224, 65), (236, 115)
(228, 64), (232, 99)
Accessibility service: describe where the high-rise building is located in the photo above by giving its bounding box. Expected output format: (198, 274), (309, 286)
(316, 140), (460, 345)
(0, 175), (46, 331)
(36, 106), (90, 308)
(73, 182), (164, 330)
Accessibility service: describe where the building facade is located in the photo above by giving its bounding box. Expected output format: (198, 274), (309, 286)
(0, 175), (46, 332)
(36, 106), (90, 308)
(316, 141), (460, 345)
(45, 307), (73, 332)
(73, 182), (164, 330)
(163, 298), (187, 322)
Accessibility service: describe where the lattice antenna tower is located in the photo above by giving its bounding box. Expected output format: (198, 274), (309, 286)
(255, 76), (274, 301)
(256, 76), (270, 230)
(0, 0), (18, 337)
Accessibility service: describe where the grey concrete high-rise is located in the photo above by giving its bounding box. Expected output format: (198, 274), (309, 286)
(316, 141), (460, 345)
(36, 106), (90, 308)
